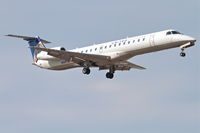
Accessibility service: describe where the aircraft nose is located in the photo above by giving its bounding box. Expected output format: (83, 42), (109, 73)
(183, 35), (196, 43)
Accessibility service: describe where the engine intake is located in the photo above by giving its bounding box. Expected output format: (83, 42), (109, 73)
(36, 46), (66, 60)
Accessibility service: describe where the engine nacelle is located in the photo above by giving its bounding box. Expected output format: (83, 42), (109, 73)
(36, 46), (66, 60)
(51, 47), (66, 51)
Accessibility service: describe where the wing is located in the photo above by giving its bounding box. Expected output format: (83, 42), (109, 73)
(32, 47), (111, 65)
(32, 47), (145, 70)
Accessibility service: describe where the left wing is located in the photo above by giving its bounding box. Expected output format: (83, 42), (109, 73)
(32, 47), (111, 65)
(32, 47), (145, 70)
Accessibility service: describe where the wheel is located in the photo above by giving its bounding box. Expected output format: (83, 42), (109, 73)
(86, 68), (90, 74)
(106, 72), (114, 79)
(180, 52), (186, 57)
(82, 68), (90, 75)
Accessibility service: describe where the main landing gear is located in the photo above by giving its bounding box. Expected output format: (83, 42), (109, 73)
(106, 72), (114, 79)
(82, 67), (90, 75)
(82, 66), (116, 79)
(106, 66), (115, 79)
(82, 61), (92, 75)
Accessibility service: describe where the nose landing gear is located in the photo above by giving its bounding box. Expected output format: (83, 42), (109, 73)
(180, 50), (186, 57)
(179, 41), (196, 57)
(179, 45), (186, 57)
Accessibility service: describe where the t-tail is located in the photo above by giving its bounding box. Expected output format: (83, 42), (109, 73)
(6, 34), (51, 61)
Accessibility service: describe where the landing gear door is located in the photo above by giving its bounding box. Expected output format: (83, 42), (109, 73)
(149, 34), (155, 46)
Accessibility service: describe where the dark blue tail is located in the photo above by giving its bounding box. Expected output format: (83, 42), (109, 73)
(6, 34), (51, 59)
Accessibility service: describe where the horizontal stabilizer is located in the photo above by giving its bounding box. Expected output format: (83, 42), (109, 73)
(6, 34), (51, 44)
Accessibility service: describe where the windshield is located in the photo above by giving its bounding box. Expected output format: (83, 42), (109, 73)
(166, 31), (182, 35)
(171, 31), (181, 34)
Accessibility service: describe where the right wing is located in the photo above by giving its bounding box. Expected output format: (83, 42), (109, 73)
(99, 61), (146, 70)
(120, 61), (146, 70)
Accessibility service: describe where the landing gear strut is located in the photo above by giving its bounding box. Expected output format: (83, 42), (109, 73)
(82, 61), (92, 75)
(179, 41), (196, 57)
(82, 67), (90, 75)
(106, 66), (115, 79)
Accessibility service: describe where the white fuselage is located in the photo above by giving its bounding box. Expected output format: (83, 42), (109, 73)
(35, 29), (196, 70)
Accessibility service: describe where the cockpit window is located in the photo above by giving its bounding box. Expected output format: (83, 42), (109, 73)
(171, 31), (181, 34)
(166, 31), (172, 35)
(166, 31), (181, 35)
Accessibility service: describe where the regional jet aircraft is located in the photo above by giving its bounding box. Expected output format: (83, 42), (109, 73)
(7, 29), (196, 79)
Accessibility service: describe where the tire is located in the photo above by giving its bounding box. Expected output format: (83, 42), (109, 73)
(82, 68), (90, 74)
(106, 72), (114, 79)
(180, 52), (186, 57)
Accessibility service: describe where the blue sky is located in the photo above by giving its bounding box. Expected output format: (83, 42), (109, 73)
(0, 0), (199, 133)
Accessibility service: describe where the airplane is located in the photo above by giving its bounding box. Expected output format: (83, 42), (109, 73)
(6, 29), (196, 79)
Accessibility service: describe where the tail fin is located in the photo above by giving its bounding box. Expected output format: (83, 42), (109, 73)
(6, 34), (51, 59)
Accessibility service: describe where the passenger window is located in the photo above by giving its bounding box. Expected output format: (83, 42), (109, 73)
(100, 47), (103, 49)
(133, 40), (135, 43)
(109, 45), (112, 48)
(95, 48), (97, 51)
(114, 44), (116, 47)
(86, 50), (88, 53)
(123, 42), (126, 45)
(105, 46), (107, 49)
(143, 38), (145, 41)
(119, 43), (121, 46)
(128, 41), (130, 44)
(138, 39), (140, 42)
(90, 49), (92, 52)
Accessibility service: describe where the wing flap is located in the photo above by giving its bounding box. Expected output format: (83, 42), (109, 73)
(99, 61), (146, 71)
(121, 61), (146, 70)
